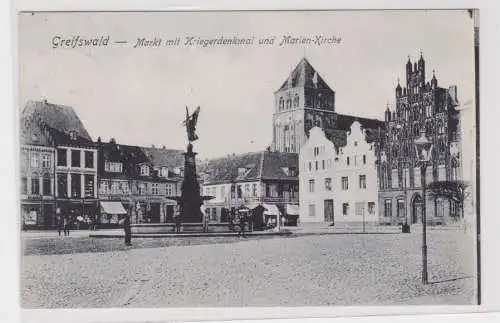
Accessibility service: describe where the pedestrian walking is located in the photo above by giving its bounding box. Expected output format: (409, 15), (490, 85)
(175, 213), (182, 233)
(124, 214), (132, 246)
(57, 214), (63, 236)
(63, 215), (70, 236)
(238, 214), (247, 238)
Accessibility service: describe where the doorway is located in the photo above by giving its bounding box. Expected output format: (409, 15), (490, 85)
(412, 194), (423, 224)
(324, 199), (334, 223)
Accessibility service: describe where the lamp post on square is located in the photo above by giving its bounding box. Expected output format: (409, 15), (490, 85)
(414, 130), (433, 285)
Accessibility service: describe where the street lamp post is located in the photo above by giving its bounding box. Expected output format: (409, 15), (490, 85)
(415, 130), (433, 285)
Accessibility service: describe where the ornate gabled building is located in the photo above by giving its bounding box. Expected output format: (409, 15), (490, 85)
(20, 100), (98, 228)
(378, 54), (462, 225)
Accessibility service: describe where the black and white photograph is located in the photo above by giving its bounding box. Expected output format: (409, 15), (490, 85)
(18, 9), (479, 311)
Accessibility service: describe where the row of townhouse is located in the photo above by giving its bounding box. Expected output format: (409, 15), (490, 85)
(199, 150), (300, 226)
(20, 100), (184, 229)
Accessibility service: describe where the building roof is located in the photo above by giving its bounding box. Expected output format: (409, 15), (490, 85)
(277, 58), (334, 92)
(333, 114), (385, 144)
(201, 151), (299, 185)
(140, 146), (185, 169)
(21, 100), (92, 141)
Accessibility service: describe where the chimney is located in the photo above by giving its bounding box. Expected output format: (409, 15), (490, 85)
(151, 144), (155, 148)
(162, 145), (166, 149)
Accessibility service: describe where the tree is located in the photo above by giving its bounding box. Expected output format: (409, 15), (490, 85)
(427, 180), (470, 220)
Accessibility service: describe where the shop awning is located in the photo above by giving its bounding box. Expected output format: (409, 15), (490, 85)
(243, 202), (266, 211)
(286, 204), (300, 216)
(262, 204), (280, 216)
(100, 201), (127, 215)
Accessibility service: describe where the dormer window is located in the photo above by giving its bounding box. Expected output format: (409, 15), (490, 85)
(161, 167), (169, 178)
(69, 130), (78, 141)
(105, 161), (122, 173)
(141, 165), (150, 176)
(281, 167), (289, 176)
(289, 167), (297, 177)
(238, 167), (246, 177)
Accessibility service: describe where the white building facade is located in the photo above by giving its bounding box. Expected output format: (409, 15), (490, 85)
(299, 123), (379, 223)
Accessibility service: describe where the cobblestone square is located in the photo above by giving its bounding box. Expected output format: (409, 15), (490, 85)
(21, 228), (477, 308)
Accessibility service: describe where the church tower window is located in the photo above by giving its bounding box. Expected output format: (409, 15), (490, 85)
(294, 94), (300, 107)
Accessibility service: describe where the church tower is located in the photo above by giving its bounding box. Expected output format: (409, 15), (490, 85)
(272, 58), (336, 153)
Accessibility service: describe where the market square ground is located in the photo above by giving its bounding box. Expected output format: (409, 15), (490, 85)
(21, 227), (477, 308)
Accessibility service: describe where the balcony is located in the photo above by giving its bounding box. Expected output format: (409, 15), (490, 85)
(223, 196), (299, 204)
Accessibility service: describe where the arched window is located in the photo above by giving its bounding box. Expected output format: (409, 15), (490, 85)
(286, 99), (292, 110)
(294, 95), (300, 107)
(279, 97), (284, 111)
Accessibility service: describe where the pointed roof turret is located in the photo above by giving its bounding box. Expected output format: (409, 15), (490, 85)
(276, 57), (334, 92)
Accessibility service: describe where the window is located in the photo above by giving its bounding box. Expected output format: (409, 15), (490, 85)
(308, 162), (312, 171)
(141, 165), (150, 176)
(252, 184), (257, 197)
(211, 208), (217, 221)
(57, 174), (67, 198)
(315, 160), (318, 170)
(342, 203), (349, 216)
(71, 173), (81, 198)
(121, 182), (130, 195)
(238, 167), (246, 177)
(57, 149), (67, 166)
(322, 160), (325, 170)
(31, 178), (40, 195)
(279, 97), (284, 111)
(41, 154), (50, 168)
(324, 178), (332, 191)
(237, 185), (242, 198)
(152, 183), (159, 195)
(71, 150), (81, 167)
(138, 183), (146, 195)
(245, 184), (250, 196)
(21, 178), (27, 195)
(309, 204), (316, 217)
(368, 202), (375, 214)
(84, 175), (95, 198)
(160, 167), (168, 178)
(354, 141), (358, 147)
(308, 179), (315, 193)
(105, 162), (123, 173)
(347, 157), (350, 166)
(30, 155), (39, 168)
(294, 95), (300, 107)
(384, 199), (392, 217)
(43, 176), (51, 196)
(313, 147), (319, 156)
(355, 202), (365, 216)
(363, 155), (366, 165)
(85, 151), (94, 168)
(166, 184), (173, 196)
(359, 175), (366, 189)
(341, 176), (349, 190)
(397, 199), (405, 218)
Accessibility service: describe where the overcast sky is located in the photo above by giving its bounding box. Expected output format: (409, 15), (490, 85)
(18, 10), (475, 159)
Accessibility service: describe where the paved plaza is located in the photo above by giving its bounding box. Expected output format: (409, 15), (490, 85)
(21, 227), (477, 308)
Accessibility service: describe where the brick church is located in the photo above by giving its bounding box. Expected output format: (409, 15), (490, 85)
(378, 54), (462, 225)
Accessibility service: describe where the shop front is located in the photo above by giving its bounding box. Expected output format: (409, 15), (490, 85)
(99, 201), (128, 228)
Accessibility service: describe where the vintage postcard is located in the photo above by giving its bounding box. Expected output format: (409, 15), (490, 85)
(18, 9), (479, 312)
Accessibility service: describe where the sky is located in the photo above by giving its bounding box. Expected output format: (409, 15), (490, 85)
(18, 10), (475, 159)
